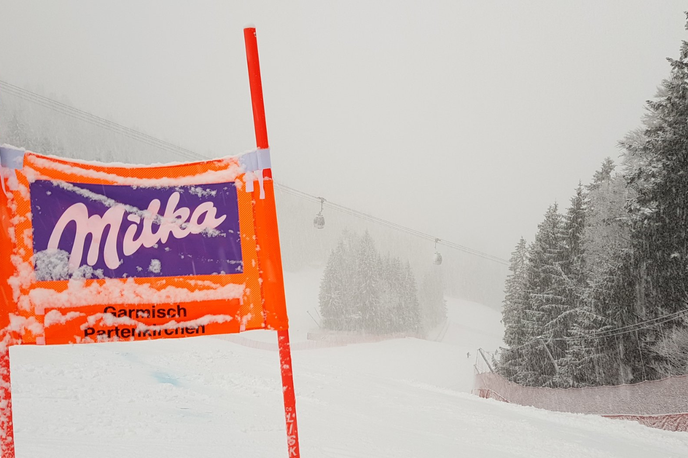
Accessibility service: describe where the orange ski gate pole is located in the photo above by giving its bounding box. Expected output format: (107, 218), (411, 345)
(244, 26), (301, 458)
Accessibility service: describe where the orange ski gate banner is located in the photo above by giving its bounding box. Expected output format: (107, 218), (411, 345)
(0, 148), (288, 346)
(0, 27), (300, 458)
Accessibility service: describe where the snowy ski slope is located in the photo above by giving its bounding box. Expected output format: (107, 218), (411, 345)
(9, 269), (688, 457)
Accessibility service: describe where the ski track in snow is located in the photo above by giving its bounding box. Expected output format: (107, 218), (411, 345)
(8, 269), (688, 457)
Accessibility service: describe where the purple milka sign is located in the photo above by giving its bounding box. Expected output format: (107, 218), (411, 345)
(30, 180), (243, 280)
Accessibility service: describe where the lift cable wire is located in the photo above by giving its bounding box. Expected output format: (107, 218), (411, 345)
(0, 79), (509, 267)
(506, 307), (688, 352)
(0, 80), (208, 162)
(275, 182), (509, 266)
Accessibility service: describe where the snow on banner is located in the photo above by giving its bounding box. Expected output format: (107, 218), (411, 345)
(0, 146), (289, 346)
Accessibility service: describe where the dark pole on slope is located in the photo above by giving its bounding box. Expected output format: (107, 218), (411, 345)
(244, 26), (301, 458)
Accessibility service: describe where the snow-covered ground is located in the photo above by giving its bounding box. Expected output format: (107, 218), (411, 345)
(8, 269), (688, 457)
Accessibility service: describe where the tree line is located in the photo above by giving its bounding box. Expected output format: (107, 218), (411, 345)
(499, 19), (688, 388)
(319, 230), (446, 335)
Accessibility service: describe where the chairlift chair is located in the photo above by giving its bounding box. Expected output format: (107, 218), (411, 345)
(313, 197), (326, 229)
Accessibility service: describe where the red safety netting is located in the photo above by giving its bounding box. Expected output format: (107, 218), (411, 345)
(474, 371), (688, 432)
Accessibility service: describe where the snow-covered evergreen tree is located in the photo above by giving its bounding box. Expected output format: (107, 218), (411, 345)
(559, 184), (596, 386)
(398, 261), (422, 334)
(578, 160), (638, 385)
(521, 204), (571, 387)
(498, 237), (529, 382)
(589, 157), (615, 191)
(563, 184), (587, 276)
(355, 231), (382, 333)
(583, 161), (632, 284)
(377, 255), (399, 334)
(319, 235), (356, 331)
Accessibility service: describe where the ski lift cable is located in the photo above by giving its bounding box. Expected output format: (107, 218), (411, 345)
(546, 307), (688, 341)
(276, 182), (430, 239)
(561, 308), (688, 343)
(0, 80), (203, 158)
(519, 308), (688, 347)
(577, 308), (688, 339)
(281, 187), (507, 265)
(570, 308), (688, 341)
(274, 182), (509, 266)
(0, 87), (204, 162)
(0, 88), (205, 163)
(1, 80), (509, 266)
(507, 307), (688, 351)
(0, 80), (208, 162)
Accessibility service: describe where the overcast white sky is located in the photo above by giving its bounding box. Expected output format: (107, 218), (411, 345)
(1, 1), (686, 260)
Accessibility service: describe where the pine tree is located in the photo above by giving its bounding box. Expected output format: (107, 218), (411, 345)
(583, 161), (632, 283)
(594, 252), (648, 385)
(319, 239), (349, 331)
(521, 204), (570, 387)
(580, 160), (640, 385)
(377, 255), (398, 334)
(319, 231), (361, 331)
(355, 231), (382, 333)
(589, 157), (615, 191)
(398, 261), (421, 334)
(559, 184), (594, 386)
(498, 237), (529, 382)
(563, 183), (587, 272)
